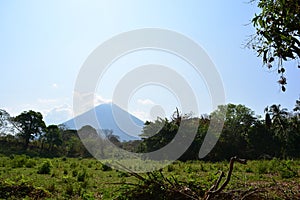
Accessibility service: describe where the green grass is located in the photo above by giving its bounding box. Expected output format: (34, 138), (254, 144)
(0, 155), (299, 199)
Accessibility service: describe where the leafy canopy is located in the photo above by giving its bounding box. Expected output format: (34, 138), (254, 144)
(250, 0), (300, 91)
(13, 110), (46, 149)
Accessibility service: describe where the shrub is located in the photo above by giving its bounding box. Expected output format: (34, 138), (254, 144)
(37, 160), (52, 174)
(63, 169), (68, 175)
(0, 179), (50, 199)
(80, 180), (89, 189)
(278, 160), (298, 179)
(61, 157), (67, 161)
(245, 167), (253, 173)
(256, 162), (268, 174)
(70, 162), (77, 168)
(47, 183), (56, 193)
(184, 166), (193, 173)
(11, 155), (27, 168)
(72, 170), (78, 177)
(65, 184), (74, 196)
(167, 164), (175, 172)
(82, 191), (94, 200)
(25, 159), (36, 168)
(118, 171), (130, 177)
(102, 164), (112, 171)
(279, 168), (297, 179)
(77, 170), (87, 182)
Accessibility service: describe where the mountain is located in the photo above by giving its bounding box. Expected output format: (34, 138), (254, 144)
(63, 103), (144, 141)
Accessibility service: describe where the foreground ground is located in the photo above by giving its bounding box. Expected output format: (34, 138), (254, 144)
(0, 155), (299, 199)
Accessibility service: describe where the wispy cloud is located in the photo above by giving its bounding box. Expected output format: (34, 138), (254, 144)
(3, 97), (72, 125)
(73, 92), (111, 115)
(94, 94), (111, 105)
(137, 99), (155, 105)
(131, 110), (148, 122)
(37, 98), (59, 104)
(44, 104), (73, 125)
(52, 83), (58, 89)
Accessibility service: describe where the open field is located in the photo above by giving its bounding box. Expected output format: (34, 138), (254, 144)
(0, 155), (299, 199)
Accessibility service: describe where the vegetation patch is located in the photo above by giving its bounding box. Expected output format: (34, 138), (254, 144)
(0, 179), (49, 199)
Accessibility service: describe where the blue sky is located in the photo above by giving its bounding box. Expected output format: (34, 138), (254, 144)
(1, 0), (299, 125)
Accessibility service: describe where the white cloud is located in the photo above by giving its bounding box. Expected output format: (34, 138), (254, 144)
(131, 110), (149, 122)
(52, 83), (58, 88)
(137, 99), (155, 106)
(3, 97), (72, 125)
(3, 105), (28, 117)
(44, 104), (73, 125)
(73, 92), (111, 115)
(37, 98), (59, 104)
(94, 94), (111, 105)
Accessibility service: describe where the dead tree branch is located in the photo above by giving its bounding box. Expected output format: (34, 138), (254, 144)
(205, 156), (247, 200)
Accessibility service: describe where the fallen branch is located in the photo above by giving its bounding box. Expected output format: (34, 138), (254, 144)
(205, 156), (247, 200)
(114, 162), (200, 200)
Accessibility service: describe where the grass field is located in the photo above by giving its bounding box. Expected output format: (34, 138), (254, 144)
(0, 155), (299, 199)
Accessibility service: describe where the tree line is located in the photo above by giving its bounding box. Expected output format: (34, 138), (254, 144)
(138, 100), (300, 161)
(0, 108), (124, 158)
(0, 110), (88, 157)
(0, 99), (299, 160)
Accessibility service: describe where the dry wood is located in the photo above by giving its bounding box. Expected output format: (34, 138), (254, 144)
(204, 156), (247, 200)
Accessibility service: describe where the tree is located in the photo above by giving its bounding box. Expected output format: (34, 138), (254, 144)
(293, 98), (300, 118)
(140, 117), (167, 139)
(138, 115), (180, 160)
(13, 110), (46, 149)
(266, 104), (289, 133)
(209, 104), (257, 160)
(249, 0), (300, 91)
(59, 129), (85, 157)
(285, 114), (300, 157)
(247, 120), (280, 158)
(0, 109), (9, 127)
(105, 130), (121, 147)
(44, 125), (62, 151)
(265, 104), (290, 157)
(0, 109), (10, 135)
(78, 125), (104, 157)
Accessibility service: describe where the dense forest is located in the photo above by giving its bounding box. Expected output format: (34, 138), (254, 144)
(1, 99), (299, 161)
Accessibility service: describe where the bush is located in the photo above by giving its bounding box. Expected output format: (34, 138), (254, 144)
(256, 162), (268, 174)
(63, 169), (68, 175)
(82, 191), (94, 200)
(25, 159), (36, 168)
(102, 164), (112, 171)
(70, 162), (77, 168)
(47, 183), (56, 193)
(65, 184), (74, 196)
(77, 170), (87, 182)
(37, 160), (52, 174)
(72, 170), (78, 177)
(278, 160), (298, 179)
(245, 167), (253, 173)
(118, 171), (130, 177)
(11, 155), (28, 168)
(0, 178), (50, 199)
(61, 157), (67, 161)
(279, 168), (297, 179)
(167, 164), (175, 172)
